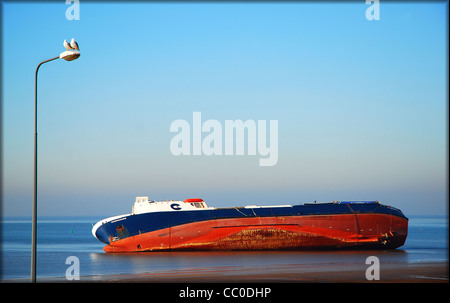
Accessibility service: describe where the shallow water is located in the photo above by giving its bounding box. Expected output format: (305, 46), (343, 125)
(1, 216), (447, 280)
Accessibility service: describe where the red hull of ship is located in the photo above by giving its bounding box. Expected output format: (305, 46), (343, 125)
(103, 213), (408, 253)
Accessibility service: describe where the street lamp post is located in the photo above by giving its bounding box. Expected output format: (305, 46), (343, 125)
(31, 47), (80, 283)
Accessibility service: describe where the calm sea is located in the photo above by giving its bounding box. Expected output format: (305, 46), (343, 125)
(0, 215), (448, 281)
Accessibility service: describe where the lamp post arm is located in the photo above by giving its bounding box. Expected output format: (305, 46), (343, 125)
(36, 56), (60, 74)
(31, 55), (59, 283)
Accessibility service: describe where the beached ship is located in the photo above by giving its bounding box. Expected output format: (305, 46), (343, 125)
(92, 197), (408, 252)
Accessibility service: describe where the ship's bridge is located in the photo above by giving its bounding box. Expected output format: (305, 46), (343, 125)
(132, 196), (209, 215)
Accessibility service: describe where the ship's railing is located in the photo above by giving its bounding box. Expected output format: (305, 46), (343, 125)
(337, 201), (380, 204)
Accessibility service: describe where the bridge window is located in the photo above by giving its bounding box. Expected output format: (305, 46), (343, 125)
(190, 202), (205, 209)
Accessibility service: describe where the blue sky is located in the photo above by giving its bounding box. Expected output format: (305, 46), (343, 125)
(2, 1), (448, 217)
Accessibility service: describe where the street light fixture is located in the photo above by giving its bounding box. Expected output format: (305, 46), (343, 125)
(31, 43), (80, 283)
(60, 50), (81, 61)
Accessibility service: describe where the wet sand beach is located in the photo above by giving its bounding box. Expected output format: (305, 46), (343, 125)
(19, 259), (446, 283)
(82, 261), (449, 283)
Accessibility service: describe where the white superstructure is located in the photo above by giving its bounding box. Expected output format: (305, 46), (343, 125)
(131, 196), (209, 215)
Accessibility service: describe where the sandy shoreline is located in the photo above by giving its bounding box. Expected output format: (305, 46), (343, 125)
(4, 260), (447, 283)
